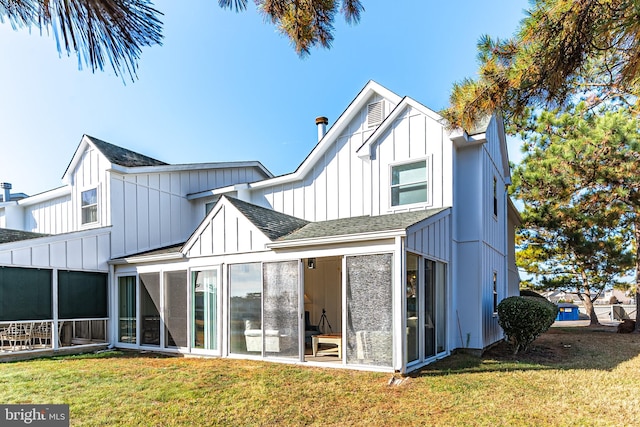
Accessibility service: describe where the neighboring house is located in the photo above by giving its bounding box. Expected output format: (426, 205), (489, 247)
(0, 81), (519, 373)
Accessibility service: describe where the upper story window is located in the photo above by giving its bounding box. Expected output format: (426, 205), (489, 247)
(493, 177), (498, 218)
(391, 160), (428, 207)
(81, 188), (98, 225)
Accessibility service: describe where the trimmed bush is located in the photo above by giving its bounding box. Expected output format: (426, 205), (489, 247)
(497, 296), (558, 354)
(519, 289), (546, 300)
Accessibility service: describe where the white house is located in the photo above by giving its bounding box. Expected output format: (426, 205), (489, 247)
(0, 81), (519, 373)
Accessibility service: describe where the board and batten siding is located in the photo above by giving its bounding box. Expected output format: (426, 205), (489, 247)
(252, 102), (452, 222)
(186, 203), (271, 257)
(405, 213), (451, 262)
(110, 167), (267, 258)
(481, 119), (508, 253)
(23, 194), (73, 234)
(481, 243), (507, 346)
(0, 229), (111, 271)
(69, 147), (111, 230)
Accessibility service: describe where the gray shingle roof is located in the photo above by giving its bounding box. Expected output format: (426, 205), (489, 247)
(225, 197), (310, 241)
(113, 243), (185, 261)
(277, 208), (448, 241)
(86, 135), (168, 167)
(0, 228), (50, 244)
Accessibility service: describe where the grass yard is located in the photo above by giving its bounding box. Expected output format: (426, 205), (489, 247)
(1, 326), (639, 426)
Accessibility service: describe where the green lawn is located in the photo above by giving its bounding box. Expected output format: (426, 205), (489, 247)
(0, 327), (639, 426)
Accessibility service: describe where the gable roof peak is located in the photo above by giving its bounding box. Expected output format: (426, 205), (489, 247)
(84, 135), (168, 168)
(223, 196), (310, 241)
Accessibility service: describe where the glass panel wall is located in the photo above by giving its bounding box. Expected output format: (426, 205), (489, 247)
(435, 262), (447, 354)
(164, 270), (187, 348)
(140, 273), (161, 346)
(346, 254), (393, 367)
(406, 253), (419, 364)
(192, 269), (218, 350)
(424, 260), (436, 358)
(229, 263), (262, 355)
(263, 261), (299, 359)
(118, 276), (136, 344)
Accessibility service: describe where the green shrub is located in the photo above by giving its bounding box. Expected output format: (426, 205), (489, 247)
(519, 289), (546, 300)
(497, 296), (558, 354)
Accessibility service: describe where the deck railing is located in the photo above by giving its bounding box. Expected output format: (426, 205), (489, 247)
(0, 319), (108, 353)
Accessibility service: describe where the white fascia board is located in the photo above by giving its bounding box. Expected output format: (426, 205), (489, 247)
(109, 161), (272, 178)
(250, 81), (403, 190)
(62, 135), (98, 184)
(356, 97), (445, 159)
(187, 183), (249, 200)
(450, 130), (487, 147)
(266, 229), (406, 250)
(109, 252), (185, 265)
(17, 186), (72, 207)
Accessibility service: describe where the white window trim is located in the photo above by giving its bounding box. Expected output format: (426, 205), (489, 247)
(492, 271), (498, 317)
(388, 158), (430, 209)
(492, 176), (498, 221)
(80, 186), (99, 226)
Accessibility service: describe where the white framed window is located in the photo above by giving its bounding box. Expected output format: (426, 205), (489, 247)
(81, 188), (98, 225)
(493, 271), (498, 315)
(391, 160), (428, 207)
(493, 176), (498, 219)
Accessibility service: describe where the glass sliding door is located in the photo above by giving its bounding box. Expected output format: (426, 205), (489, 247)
(435, 262), (447, 354)
(263, 261), (299, 359)
(118, 276), (136, 344)
(424, 260), (436, 358)
(406, 253), (419, 364)
(346, 254), (393, 367)
(164, 270), (188, 348)
(192, 269), (219, 350)
(140, 273), (161, 346)
(229, 263), (262, 355)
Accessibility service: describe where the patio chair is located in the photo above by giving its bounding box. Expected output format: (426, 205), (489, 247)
(0, 323), (33, 351)
(31, 321), (52, 346)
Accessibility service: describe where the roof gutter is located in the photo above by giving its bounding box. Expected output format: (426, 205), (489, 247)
(109, 251), (185, 265)
(18, 186), (71, 207)
(267, 229), (407, 249)
(108, 161), (273, 178)
(449, 129), (487, 147)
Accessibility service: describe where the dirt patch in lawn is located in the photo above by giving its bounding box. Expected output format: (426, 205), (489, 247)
(482, 324), (640, 368)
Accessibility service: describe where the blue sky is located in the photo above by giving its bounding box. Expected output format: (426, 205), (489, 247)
(0, 1), (528, 196)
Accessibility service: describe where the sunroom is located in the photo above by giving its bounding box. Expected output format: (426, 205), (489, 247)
(111, 197), (452, 373)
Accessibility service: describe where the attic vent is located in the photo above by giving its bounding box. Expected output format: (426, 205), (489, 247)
(367, 100), (384, 127)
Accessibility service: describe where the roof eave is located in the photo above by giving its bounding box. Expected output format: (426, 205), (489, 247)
(267, 229), (407, 249)
(109, 252), (185, 265)
(17, 186), (72, 207)
(250, 81), (403, 190)
(109, 161), (272, 177)
(356, 97), (444, 159)
(450, 129), (487, 147)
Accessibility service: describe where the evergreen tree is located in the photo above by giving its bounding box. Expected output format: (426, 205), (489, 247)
(443, 0), (640, 131)
(0, 1), (364, 80)
(514, 104), (638, 326)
